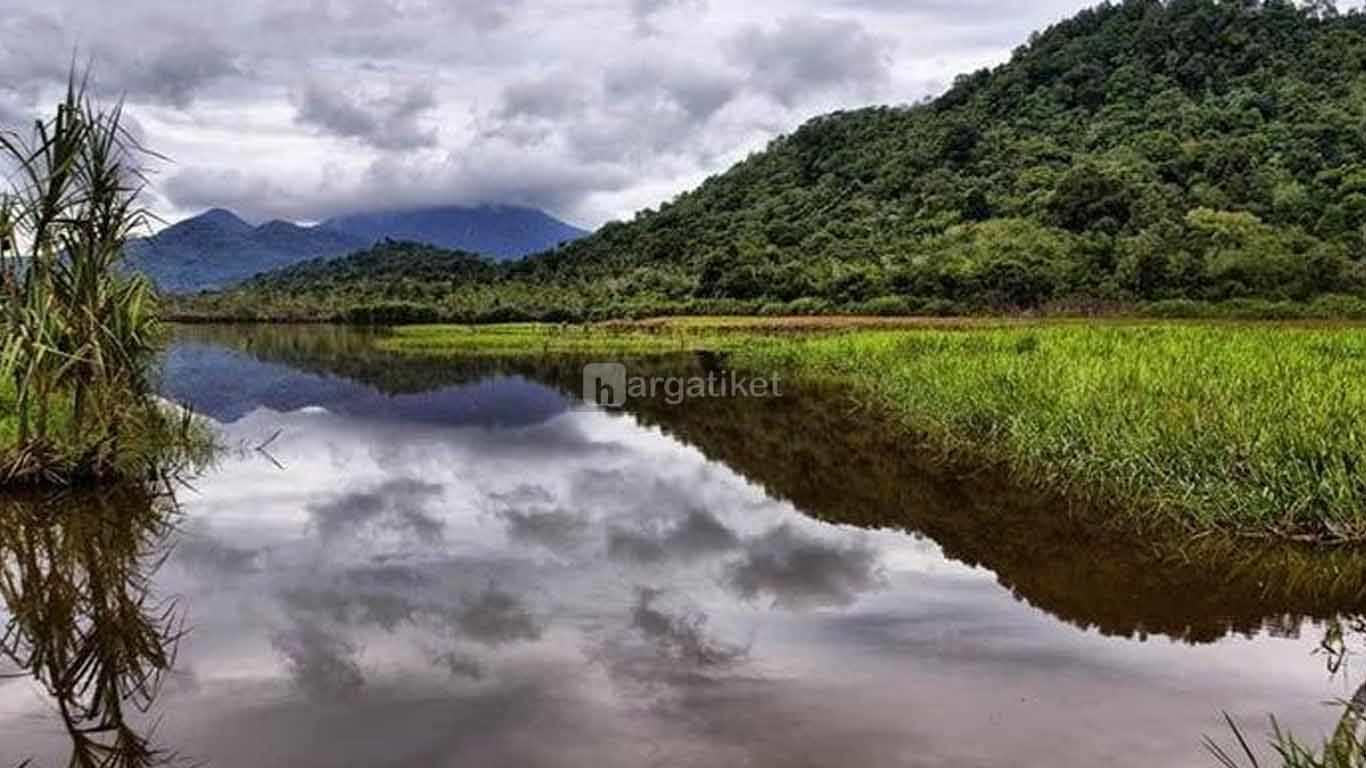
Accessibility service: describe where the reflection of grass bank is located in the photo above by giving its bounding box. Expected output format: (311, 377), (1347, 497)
(383, 320), (1366, 542)
(614, 364), (1366, 641)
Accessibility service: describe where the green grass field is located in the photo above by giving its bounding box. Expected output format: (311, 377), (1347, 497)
(378, 322), (739, 356)
(384, 320), (1366, 542)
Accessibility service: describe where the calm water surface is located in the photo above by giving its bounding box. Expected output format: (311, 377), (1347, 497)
(2, 324), (1364, 767)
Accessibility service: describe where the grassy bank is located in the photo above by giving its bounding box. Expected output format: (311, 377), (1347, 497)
(379, 322), (732, 356)
(1, 376), (215, 486)
(377, 315), (1114, 355)
(382, 319), (1366, 542)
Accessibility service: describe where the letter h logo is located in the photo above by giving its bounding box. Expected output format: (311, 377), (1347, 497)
(583, 363), (628, 408)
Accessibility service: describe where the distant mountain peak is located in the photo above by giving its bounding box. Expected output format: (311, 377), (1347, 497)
(321, 204), (587, 261)
(195, 208), (252, 231)
(254, 219), (305, 233)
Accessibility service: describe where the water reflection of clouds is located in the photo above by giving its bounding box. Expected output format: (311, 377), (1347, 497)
(498, 503), (593, 555)
(307, 477), (447, 542)
(628, 588), (748, 667)
(271, 620), (366, 699)
(724, 524), (885, 610)
(166, 396), (893, 710)
(589, 587), (754, 719)
(174, 520), (265, 576)
(605, 509), (741, 565)
(272, 575), (547, 701)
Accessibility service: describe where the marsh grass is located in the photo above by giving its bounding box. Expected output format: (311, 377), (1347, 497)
(736, 325), (1366, 541)
(1208, 617), (1366, 767)
(385, 321), (1366, 541)
(1207, 711), (1366, 768)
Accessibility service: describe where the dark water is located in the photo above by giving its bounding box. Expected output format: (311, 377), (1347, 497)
(2, 324), (1364, 767)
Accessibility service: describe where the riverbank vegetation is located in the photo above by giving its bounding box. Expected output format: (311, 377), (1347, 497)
(378, 320), (1366, 543)
(0, 75), (212, 486)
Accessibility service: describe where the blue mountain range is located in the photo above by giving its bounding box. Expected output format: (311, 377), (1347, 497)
(125, 204), (588, 293)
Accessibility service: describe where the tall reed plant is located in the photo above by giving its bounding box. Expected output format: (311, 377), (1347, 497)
(0, 69), (182, 483)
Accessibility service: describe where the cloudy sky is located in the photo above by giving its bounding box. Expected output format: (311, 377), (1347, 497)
(0, 1), (1204, 229)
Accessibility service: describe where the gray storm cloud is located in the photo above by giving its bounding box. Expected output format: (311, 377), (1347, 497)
(295, 81), (438, 150)
(724, 16), (895, 107)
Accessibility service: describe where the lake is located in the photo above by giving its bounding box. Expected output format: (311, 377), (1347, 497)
(2, 324), (1363, 767)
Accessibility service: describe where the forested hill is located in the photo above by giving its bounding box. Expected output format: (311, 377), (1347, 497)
(183, 0), (1366, 322)
(521, 0), (1366, 302)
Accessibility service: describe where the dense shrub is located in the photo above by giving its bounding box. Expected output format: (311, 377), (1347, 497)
(785, 297), (836, 316)
(342, 302), (441, 325)
(851, 296), (921, 316)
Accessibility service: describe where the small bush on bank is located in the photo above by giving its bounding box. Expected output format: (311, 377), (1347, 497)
(851, 296), (922, 316)
(342, 302), (442, 325)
